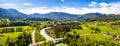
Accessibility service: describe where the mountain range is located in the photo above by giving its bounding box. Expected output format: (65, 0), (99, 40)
(0, 8), (106, 20)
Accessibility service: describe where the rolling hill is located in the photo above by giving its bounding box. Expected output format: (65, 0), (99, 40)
(0, 8), (113, 20)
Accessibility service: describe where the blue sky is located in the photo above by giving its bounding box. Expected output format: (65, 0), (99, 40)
(0, 0), (120, 14)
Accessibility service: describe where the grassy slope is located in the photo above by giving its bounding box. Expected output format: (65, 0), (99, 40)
(0, 32), (22, 45)
(0, 26), (34, 46)
(67, 21), (120, 44)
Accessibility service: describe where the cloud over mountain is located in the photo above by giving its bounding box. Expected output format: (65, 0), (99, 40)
(18, 2), (120, 14)
(23, 3), (32, 6)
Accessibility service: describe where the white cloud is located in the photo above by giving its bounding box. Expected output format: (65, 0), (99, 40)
(1, 3), (15, 6)
(19, 7), (52, 14)
(89, 4), (93, 7)
(18, 7), (100, 14)
(18, 2), (120, 15)
(61, 0), (64, 2)
(39, 6), (47, 9)
(0, 3), (16, 9)
(99, 2), (110, 7)
(18, 7), (83, 14)
(23, 3), (32, 6)
(89, 2), (97, 7)
(87, 2), (120, 14)
(91, 2), (97, 4)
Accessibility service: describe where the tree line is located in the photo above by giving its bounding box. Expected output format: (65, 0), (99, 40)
(0, 27), (32, 33)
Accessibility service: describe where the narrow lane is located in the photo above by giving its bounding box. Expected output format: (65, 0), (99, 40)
(32, 30), (35, 43)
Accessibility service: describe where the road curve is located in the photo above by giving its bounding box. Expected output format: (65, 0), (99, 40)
(29, 27), (63, 46)
(40, 27), (54, 41)
(29, 27), (91, 46)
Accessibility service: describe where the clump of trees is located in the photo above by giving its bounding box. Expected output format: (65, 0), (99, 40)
(46, 22), (82, 38)
(0, 27), (32, 33)
(0, 18), (10, 27)
(90, 27), (101, 33)
(40, 41), (55, 46)
(111, 22), (120, 25)
(35, 30), (45, 42)
(10, 22), (29, 26)
(0, 18), (30, 27)
(50, 25), (71, 38)
(5, 32), (32, 46)
(29, 21), (41, 27)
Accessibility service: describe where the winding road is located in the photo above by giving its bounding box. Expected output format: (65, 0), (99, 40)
(40, 27), (54, 41)
(29, 27), (91, 46)
(29, 27), (63, 46)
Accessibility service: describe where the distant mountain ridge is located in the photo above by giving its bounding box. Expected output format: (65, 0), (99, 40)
(0, 8), (29, 18)
(76, 13), (105, 20)
(30, 12), (79, 20)
(85, 14), (120, 21)
(0, 8), (106, 20)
